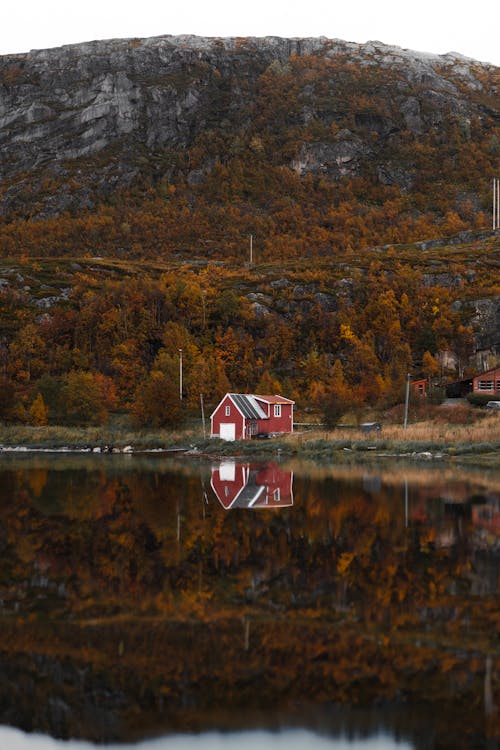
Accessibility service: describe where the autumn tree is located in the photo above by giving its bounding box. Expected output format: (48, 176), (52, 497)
(0, 376), (18, 422)
(323, 359), (350, 428)
(29, 393), (48, 426)
(422, 350), (440, 379)
(60, 371), (112, 425)
(131, 370), (182, 428)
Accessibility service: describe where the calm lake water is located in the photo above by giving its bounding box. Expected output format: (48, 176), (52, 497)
(0, 453), (498, 749)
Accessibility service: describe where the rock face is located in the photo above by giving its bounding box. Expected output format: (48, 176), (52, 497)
(470, 297), (500, 354)
(292, 132), (371, 179)
(0, 35), (497, 217)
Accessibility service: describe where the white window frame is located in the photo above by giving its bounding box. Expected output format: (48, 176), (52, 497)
(225, 405), (231, 416)
(273, 404), (281, 417)
(478, 380), (494, 391)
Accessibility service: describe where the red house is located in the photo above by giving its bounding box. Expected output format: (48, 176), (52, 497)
(472, 366), (500, 396)
(210, 393), (294, 441)
(210, 461), (294, 509)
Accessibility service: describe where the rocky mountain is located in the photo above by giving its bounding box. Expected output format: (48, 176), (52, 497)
(0, 34), (498, 232)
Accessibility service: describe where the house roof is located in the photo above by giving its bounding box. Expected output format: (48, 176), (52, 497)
(473, 367), (500, 378)
(254, 394), (295, 405)
(229, 394), (268, 420)
(211, 393), (294, 420)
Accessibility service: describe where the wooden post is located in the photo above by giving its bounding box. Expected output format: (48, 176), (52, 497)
(179, 348), (183, 401)
(403, 373), (411, 429)
(200, 393), (206, 438)
(494, 179), (497, 230)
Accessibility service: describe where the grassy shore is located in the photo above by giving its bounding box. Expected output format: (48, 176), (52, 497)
(0, 412), (498, 463)
(0, 423), (201, 450)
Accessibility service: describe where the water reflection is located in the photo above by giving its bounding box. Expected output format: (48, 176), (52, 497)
(210, 461), (293, 509)
(0, 454), (498, 747)
(0, 726), (413, 749)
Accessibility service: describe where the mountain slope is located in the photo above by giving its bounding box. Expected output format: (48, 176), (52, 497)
(0, 35), (499, 260)
(0, 36), (499, 427)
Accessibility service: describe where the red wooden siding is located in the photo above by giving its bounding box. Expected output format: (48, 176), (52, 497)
(210, 394), (246, 440)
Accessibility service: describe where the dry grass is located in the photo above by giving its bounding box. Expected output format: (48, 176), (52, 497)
(292, 413), (500, 449)
(361, 416), (499, 445)
(0, 423), (202, 449)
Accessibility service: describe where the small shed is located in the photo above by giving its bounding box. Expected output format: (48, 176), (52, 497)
(210, 393), (294, 441)
(412, 378), (428, 397)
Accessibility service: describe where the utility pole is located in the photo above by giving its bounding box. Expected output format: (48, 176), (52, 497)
(201, 290), (207, 328)
(404, 477), (409, 528)
(494, 178), (500, 230)
(403, 373), (411, 429)
(179, 348), (183, 401)
(200, 393), (206, 438)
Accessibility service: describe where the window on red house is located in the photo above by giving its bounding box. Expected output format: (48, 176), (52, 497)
(478, 380), (494, 391)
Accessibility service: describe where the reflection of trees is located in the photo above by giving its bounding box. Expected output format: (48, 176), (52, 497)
(0, 461), (497, 629)
(0, 459), (498, 742)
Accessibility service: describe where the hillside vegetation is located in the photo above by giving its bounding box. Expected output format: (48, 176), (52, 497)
(0, 36), (499, 427)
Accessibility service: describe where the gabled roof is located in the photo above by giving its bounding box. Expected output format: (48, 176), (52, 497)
(229, 394), (268, 420)
(254, 394), (295, 405)
(474, 367), (500, 377)
(211, 393), (294, 420)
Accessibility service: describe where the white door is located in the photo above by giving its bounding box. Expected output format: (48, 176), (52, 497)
(220, 423), (236, 441)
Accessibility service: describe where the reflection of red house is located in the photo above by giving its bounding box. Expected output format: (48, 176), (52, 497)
(472, 502), (500, 535)
(210, 461), (294, 509)
(210, 393), (294, 441)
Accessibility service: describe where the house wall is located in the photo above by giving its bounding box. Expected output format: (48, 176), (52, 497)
(412, 379), (427, 396)
(211, 395), (245, 439)
(472, 367), (500, 395)
(255, 401), (293, 435)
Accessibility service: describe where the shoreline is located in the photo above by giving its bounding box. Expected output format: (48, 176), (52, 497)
(0, 425), (499, 466)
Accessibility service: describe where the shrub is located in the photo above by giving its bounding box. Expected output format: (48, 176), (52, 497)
(467, 393), (500, 407)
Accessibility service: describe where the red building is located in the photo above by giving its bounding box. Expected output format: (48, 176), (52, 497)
(210, 393), (294, 441)
(472, 366), (500, 396)
(210, 461), (294, 509)
(412, 378), (428, 396)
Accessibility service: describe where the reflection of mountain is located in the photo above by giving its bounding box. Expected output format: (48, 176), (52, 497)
(210, 462), (293, 510)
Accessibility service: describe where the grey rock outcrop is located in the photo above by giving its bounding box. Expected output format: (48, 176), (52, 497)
(292, 131), (371, 178)
(470, 297), (500, 353)
(0, 35), (496, 217)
